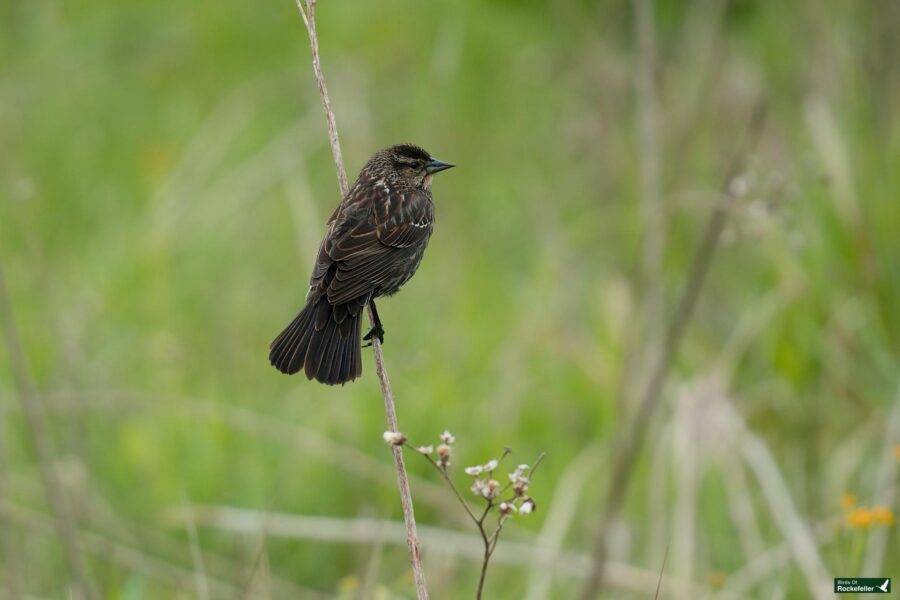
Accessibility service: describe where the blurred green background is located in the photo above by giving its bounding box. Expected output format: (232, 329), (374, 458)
(1, 0), (899, 598)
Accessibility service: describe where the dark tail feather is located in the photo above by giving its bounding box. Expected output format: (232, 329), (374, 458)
(269, 298), (363, 385)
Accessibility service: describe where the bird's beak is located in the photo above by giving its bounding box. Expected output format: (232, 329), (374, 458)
(425, 158), (455, 174)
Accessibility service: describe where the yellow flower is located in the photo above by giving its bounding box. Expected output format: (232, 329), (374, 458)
(847, 508), (873, 529)
(871, 506), (895, 526)
(708, 572), (727, 588)
(841, 494), (857, 510)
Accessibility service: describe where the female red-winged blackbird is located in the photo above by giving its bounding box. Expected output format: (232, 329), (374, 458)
(269, 144), (454, 385)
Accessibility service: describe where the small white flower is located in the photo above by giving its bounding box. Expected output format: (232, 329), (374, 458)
(513, 478), (529, 496)
(382, 431), (407, 446)
(499, 502), (517, 515)
(415, 445), (434, 455)
(440, 430), (455, 445)
(470, 479), (487, 497)
(483, 459), (499, 472)
(485, 479), (500, 499)
(509, 464), (529, 482)
(437, 444), (451, 468)
(464, 465), (483, 476)
(519, 497), (536, 515)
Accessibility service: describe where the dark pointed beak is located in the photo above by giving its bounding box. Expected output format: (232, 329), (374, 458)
(425, 158), (455, 174)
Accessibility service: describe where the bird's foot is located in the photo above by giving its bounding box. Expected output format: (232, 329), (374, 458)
(362, 324), (385, 347)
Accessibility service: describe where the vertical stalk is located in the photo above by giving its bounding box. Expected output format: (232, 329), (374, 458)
(291, 2), (428, 597)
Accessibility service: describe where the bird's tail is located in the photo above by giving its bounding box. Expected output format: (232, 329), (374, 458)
(269, 297), (363, 385)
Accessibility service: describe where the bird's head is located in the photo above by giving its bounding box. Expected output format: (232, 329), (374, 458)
(368, 144), (455, 191)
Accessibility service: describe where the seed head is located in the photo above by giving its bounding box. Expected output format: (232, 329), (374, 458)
(382, 431), (407, 446)
(513, 478), (529, 496)
(499, 502), (517, 516)
(486, 479), (500, 499)
(519, 497), (536, 516)
(436, 444), (451, 468)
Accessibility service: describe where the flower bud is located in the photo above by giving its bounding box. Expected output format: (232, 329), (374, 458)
(499, 502), (517, 516)
(437, 444), (451, 468)
(519, 497), (536, 515)
(382, 431), (407, 446)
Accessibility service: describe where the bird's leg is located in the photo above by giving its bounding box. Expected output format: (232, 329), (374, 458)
(363, 299), (386, 347)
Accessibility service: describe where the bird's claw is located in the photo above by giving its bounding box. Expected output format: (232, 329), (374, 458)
(362, 324), (385, 347)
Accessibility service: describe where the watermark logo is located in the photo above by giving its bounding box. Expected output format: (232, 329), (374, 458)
(834, 578), (891, 594)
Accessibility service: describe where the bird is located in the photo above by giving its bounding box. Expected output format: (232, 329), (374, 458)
(269, 144), (454, 385)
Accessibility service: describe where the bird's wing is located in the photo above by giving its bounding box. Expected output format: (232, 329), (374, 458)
(371, 184), (434, 249)
(317, 182), (432, 305)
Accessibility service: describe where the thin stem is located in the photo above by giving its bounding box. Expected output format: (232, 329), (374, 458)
(653, 542), (670, 600)
(294, 0), (349, 197)
(423, 456), (480, 524)
(578, 103), (767, 599)
(291, 2), (427, 597)
(528, 452), (547, 478)
(495, 447), (512, 466)
(476, 542), (491, 600)
(0, 342), (20, 600)
(0, 263), (94, 600)
(487, 514), (509, 553)
(478, 500), (493, 525)
(475, 504), (496, 600)
(635, 0), (664, 378)
(476, 509), (510, 599)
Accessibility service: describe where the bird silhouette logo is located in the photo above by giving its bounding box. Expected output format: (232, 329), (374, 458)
(878, 579), (890, 592)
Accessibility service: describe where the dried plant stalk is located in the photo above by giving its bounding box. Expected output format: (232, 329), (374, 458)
(0, 263), (94, 599)
(579, 104), (766, 599)
(291, 1), (428, 597)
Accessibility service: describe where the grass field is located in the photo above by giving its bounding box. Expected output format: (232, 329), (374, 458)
(1, 0), (898, 598)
